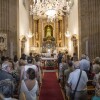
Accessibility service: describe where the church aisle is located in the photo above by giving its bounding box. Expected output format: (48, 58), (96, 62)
(39, 72), (64, 100)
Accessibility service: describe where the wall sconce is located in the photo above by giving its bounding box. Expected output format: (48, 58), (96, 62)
(27, 32), (34, 38)
(65, 31), (71, 37)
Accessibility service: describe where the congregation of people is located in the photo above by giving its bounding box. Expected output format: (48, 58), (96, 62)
(0, 51), (100, 100)
(57, 51), (100, 100)
(0, 53), (42, 100)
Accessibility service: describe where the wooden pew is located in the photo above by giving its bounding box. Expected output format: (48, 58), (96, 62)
(87, 80), (95, 100)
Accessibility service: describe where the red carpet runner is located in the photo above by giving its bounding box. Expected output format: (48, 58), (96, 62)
(39, 72), (64, 100)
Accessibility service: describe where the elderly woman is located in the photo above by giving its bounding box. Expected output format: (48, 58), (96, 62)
(20, 68), (39, 100)
(92, 57), (100, 74)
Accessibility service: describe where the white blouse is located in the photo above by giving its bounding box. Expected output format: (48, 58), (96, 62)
(20, 80), (39, 100)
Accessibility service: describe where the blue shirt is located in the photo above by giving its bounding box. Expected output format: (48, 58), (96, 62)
(79, 59), (90, 71)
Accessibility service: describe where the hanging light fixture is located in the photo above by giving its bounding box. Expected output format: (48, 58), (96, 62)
(30, 0), (74, 22)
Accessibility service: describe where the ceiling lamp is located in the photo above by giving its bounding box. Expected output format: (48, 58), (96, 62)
(30, 0), (74, 21)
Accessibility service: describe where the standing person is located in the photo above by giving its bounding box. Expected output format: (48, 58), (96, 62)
(73, 53), (78, 62)
(23, 57), (38, 80)
(13, 55), (19, 70)
(63, 51), (68, 62)
(20, 68), (39, 100)
(85, 54), (90, 61)
(57, 51), (63, 67)
(35, 58), (42, 85)
(28, 53), (33, 62)
(65, 61), (74, 97)
(79, 54), (90, 74)
(92, 57), (100, 74)
(67, 62), (88, 100)
(19, 59), (27, 80)
(20, 53), (27, 64)
(57, 51), (63, 81)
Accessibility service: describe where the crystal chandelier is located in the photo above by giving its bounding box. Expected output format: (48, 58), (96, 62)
(30, 0), (74, 21)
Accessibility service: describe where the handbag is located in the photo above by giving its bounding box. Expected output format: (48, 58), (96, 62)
(70, 70), (82, 100)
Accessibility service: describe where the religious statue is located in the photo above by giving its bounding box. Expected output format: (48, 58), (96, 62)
(46, 26), (52, 37)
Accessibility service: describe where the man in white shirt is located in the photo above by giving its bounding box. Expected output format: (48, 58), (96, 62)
(67, 61), (88, 100)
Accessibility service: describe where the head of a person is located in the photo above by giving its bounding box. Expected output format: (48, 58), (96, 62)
(81, 54), (86, 60)
(26, 68), (35, 80)
(19, 58), (26, 66)
(5, 57), (10, 61)
(68, 61), (73, 67)
(29, 53), (32, 56)
(9, 60), (14, 70)
(73, 53), (76, 56)
(65, 51), (68, 54)
(61, 57), (66, 63)
(93, 64), (100, 74)
(59, 51), (61, 54)
(1, 56), (5, 63)
(21, 53), (26, 60)
(94, 57), (100, 64)
(14, 55), (18, 62)
(27, 57), (33, 64)
(2, 61), (13, 73)
(74, 61), (80, 69)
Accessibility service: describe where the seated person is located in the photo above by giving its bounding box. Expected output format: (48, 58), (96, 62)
(20, 68), (39, 100)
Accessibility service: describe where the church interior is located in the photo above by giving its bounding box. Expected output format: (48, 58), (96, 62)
(0, 0), (100, 100)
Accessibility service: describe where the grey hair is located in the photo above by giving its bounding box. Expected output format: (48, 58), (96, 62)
(2, 61), (9, 71)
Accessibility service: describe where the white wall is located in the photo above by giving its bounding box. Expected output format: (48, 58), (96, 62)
(18, 0), (29, 56)
(68, 0), (78, 56)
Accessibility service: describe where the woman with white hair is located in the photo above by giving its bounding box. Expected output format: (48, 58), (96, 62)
(92, 57), (100, 74)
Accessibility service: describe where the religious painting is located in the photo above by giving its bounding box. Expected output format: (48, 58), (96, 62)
(45, 25), (53, 37)
(0, 33), (7, 51)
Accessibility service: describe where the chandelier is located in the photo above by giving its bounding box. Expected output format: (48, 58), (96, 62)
(30, 0), (74, 21)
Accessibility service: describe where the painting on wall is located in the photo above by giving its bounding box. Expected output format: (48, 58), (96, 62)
(0, 33), (7, 51)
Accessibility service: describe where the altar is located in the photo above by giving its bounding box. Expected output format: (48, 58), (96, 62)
(41, 57), (57, 68)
